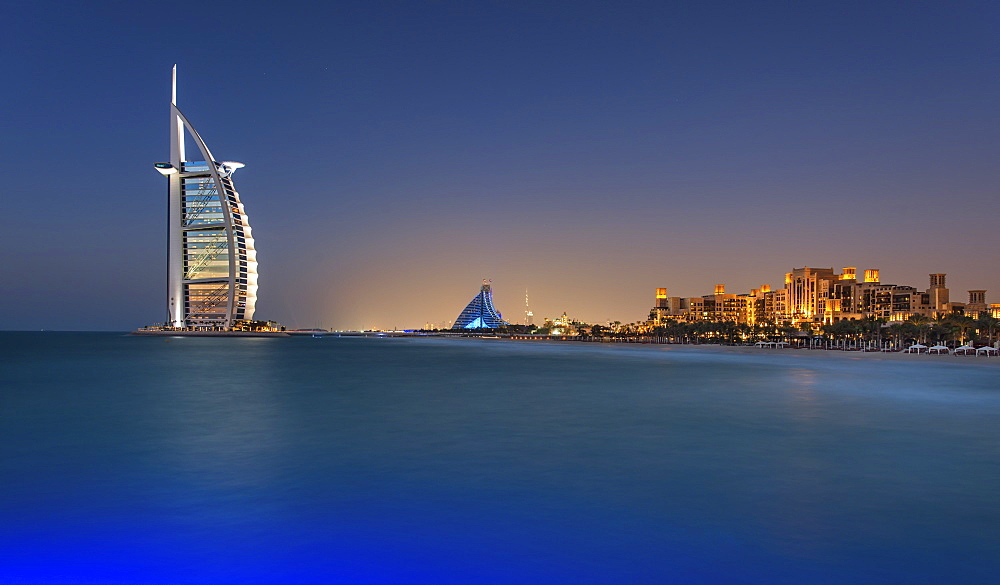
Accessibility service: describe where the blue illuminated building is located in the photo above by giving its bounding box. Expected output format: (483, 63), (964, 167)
(453, 281), (508, 329)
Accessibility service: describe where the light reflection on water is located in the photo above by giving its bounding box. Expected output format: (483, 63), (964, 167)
(1, 333), (997, 584)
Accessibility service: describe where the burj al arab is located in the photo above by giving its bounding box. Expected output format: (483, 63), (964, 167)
(137, 66), (282, 336)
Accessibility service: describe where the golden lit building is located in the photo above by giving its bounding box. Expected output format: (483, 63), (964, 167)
(650, 267), (985, 326)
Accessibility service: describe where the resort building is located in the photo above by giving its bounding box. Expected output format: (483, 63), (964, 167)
(651, 267), (990, 327)
(153, 66), (258, 329)
(541, 312), (586, 336)
(452, 281), (508, 329)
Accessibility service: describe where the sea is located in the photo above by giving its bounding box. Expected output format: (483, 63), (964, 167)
(1, 332), (998, 584)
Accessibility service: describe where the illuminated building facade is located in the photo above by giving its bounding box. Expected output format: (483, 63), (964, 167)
(452, 281), (508, 329)
(650, 288), (690, 323)
(542, 312), (581, 335)
(651, 267), (990, 327)
(154, 66), (257, 328)
(786, 267), (836, 322)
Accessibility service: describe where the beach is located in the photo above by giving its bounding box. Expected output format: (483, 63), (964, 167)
(499, 336), (1000, 367)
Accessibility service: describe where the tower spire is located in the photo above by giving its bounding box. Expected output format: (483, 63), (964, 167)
(171, 64), (177, 106)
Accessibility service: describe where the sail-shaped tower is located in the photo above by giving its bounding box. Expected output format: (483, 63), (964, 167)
(452, 281), (508, 329)
(154, 66), (257, 329)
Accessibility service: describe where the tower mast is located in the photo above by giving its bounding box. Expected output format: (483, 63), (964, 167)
(167, 65), (184, 327)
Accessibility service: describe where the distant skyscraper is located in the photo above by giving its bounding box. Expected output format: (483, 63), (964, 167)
(154, 66), (258, 329)
(525, 290), (534, 326)
(452, 281), (507, 329)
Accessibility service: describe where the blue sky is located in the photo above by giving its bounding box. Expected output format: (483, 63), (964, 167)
(2, 1), (998, 330)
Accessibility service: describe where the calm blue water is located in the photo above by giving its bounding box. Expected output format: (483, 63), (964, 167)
(1, 332), (998, 584)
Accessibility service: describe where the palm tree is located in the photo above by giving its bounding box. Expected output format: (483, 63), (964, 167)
(906, 315), (932, 344)
(736, 323), (752, 344)
(778, 321), (798, 345)
(975, 315), (1000, 346)
(667, 321), (689, 343)
(889, 321), (921, 348)
(949, 315), (977, 346)
(858, 317), (885, 348)
(932, 314), (957, 346)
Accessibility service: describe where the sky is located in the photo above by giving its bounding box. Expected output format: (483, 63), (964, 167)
(2, 0), (998, 331)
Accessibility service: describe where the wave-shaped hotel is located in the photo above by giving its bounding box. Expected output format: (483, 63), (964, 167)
(452, 281), (508, 329)
(137, 67), (282, 336)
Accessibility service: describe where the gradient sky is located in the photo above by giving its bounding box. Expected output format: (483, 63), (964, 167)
(2, 0), (998, 331)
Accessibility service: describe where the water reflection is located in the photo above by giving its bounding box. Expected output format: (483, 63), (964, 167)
(786, 367), (820, 421)
(2, 333), (998, 584)
(146, 339), (294, 528)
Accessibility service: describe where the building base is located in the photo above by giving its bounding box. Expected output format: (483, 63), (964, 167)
(131, 328), (289, 338)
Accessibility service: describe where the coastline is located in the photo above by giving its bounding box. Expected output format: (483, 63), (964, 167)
(7, 330), (1000, 366)
(130, 329), (290, 337)
(663, 342), (1000, 364)
(473, 336), (1000, 367)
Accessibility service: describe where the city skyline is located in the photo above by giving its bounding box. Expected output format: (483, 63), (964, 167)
(648, 265), (999, 329)
(2, 1), (998, 331)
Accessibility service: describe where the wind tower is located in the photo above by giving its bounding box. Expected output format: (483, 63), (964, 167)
(154, 66), (258, 329)
(929, 273), (949, 311)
